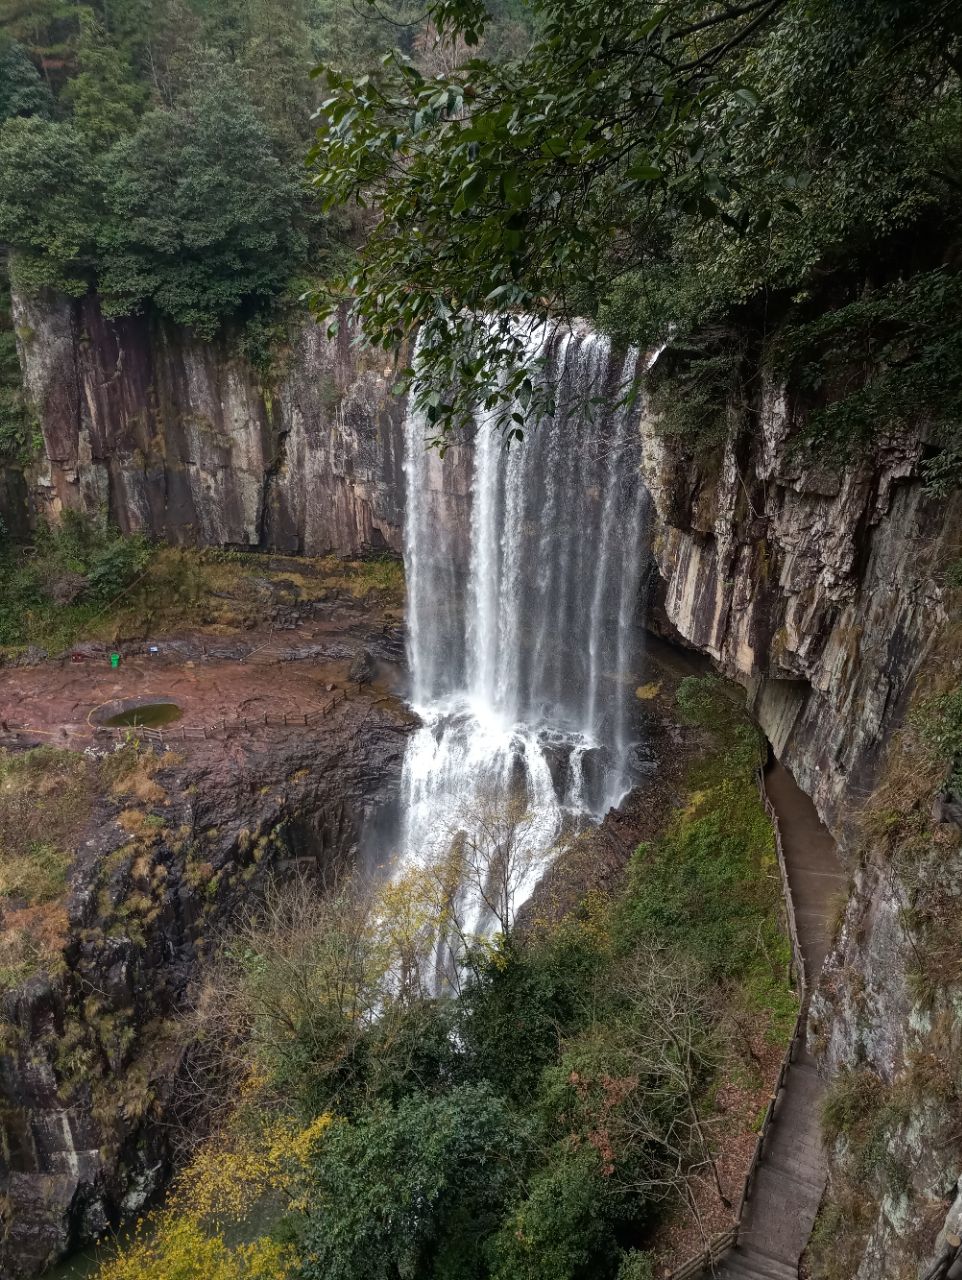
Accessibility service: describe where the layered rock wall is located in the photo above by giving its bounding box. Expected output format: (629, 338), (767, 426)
(641, 380), (962, 836)
(639, 377), (962, 1279)
(10, 289), (406, 556)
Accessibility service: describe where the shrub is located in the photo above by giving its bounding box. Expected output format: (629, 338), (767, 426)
(297, 1084), (531, 1280)
(821, 1068), (886, 1146)
(616, 801), (778, 983)
(85, 534), (151, 602)
(0, 514), (151, 648)
(617, 1253), (655, 1280)
(96, 70), (306, 338)
(458, 929), (605, 1103)
(489, 1148), (617, 1280)
(97, 1215), (296, 1280)
(912, 686), (962, 792)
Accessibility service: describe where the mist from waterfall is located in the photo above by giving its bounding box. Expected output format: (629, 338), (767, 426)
(398, 322), (650, 959)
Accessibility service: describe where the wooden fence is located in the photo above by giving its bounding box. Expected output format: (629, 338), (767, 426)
(668, 1229), (738, 1280)
(92, 686), (357, 745)
(666, 768), (808, 1279)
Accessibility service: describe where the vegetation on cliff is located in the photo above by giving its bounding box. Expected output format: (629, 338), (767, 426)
(88, 676), (793, 1280)
(311, 0), (962, 474)
(0, 0), (530, 337)
(0, 266), (35, 469)
(0, 746), (90, 986)
(0, 511), (404, 653)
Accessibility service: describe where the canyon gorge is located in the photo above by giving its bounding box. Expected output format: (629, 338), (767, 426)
(1, 282), (961, 1280)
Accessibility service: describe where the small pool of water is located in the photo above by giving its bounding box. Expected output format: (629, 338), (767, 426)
(103, 702), (183, 728)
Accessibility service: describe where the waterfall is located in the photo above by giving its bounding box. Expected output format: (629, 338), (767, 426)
(397, 321), (650, 969)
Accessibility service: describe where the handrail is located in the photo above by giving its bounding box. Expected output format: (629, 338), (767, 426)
(666, 767), (807, 1279)
(93, 686), (358, 742)
(4, 686), (361, 746)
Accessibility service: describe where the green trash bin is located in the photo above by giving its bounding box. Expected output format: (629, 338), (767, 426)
(110, 652), (120, 669)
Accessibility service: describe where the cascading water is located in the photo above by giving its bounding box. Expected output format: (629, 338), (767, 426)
(398, 322), (650, 972)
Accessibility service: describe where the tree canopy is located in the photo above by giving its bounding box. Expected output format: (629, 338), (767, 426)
(309, 0), (962, 460)
(0, 0), (534, 337)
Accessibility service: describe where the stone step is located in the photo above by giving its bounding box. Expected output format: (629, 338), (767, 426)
(762, 1155), (825, 1192)
(714, 1248), (798, 1280)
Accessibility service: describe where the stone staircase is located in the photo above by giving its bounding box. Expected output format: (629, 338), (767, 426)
(713, 1246), (800, 1279)
(696, 762), (846, 1280)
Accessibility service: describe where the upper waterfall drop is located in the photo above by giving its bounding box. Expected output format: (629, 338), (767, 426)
(398, 321), (651, 953)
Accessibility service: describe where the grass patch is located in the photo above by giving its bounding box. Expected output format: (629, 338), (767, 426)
(0, 746), (92, 987)
(821, 1067), (887, 1146)
(0, 746), (90, 894)
(100, 742), (170, 803)
(0, 514), (405, 654)
(617, 676), (794, 1041)
(0, 842), (72, 904)
(316, 553), (405, 602)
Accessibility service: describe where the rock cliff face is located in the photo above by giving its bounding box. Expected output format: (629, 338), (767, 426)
(11, 290), (954, 823)
(640, 378), (962, 1280)
(0, 690), (411, 1278)
(11, 288), (406, 556)
(7, 294), (962, 1278)
(641, 380), (962, 836)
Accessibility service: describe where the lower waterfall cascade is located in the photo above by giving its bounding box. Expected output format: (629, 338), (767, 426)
(396, 322), (651, 972)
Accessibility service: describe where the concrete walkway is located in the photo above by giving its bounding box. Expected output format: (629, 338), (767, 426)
(711, 761), (846, 1280)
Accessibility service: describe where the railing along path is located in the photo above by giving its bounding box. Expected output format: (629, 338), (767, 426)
(667, 769), (808, 1279)
(93, 686), (357, 744)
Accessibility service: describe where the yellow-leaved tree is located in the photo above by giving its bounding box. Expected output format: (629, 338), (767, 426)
(96, 1112), (332, 1280)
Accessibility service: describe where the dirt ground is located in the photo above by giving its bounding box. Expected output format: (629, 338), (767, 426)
(0, 609), (405, 750)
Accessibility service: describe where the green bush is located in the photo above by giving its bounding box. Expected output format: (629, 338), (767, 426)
(912, 686), (962, 792)
(85, 534), (151, 603)
(616, 792), (779, 985)
(96, 71), (307, 338)
(0, 38), (53, 123)
(617, 1253), (655, 1280)
(298, 1084), (531, 1280)
(0, 513), (151, 648)
(490, 1148), (617, 1280)
(458, 929), (604, 1104)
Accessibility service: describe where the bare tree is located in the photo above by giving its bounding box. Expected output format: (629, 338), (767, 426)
(595, 944), (730, 1241)
(174, 868), (384, 1144)
(407, 789), (547, 991)
(456, 791), (541, 937)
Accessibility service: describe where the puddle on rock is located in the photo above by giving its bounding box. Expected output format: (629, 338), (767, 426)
(103, 702), (183, 728)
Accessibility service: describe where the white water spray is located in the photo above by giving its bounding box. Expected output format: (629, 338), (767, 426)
(397, 321), (650, 966)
